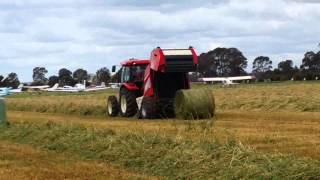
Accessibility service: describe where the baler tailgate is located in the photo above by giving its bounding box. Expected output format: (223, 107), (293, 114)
(163, 49), (196, 72)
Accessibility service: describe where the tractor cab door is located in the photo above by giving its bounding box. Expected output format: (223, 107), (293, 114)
(121, 67), (130, 83)
(121, 66), (146, 85)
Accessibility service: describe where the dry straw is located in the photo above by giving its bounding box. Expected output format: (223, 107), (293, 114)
(174, 89), (215, 120)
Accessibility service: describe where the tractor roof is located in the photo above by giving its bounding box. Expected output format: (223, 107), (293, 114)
(121, 59), (150, 66)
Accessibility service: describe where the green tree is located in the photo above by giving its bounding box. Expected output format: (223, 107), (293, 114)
(252, 56), (272, 73)
(110, 69), (121, 83)
(278, 60), (294, 73)
(300, 51), (320, 72)
(198, 53), (217, 77)
(96, 67), (111, 84)
(32, 67), (48, 85)
(73, 69), (88, 83)
(58, 68), (75, 86)
(276, 60), (295, 81)
(2, 73), (20, 88)
(198, 47), (247, 77)
(48, 75), (59, 87)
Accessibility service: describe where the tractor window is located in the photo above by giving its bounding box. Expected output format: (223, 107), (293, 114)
(130, 65), (146, 82)
(121, 65), (147, 83)
(121, 67), (130, 82)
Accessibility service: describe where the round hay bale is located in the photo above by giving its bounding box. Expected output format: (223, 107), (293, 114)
(174, 89), (215, 120)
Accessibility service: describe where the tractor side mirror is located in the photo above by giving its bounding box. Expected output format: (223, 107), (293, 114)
(112, 65), (116, 72)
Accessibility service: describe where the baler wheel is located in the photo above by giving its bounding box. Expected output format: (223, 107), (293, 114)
(107, 95), (119, 116)
(119, 88), (137, 117)
(140, 96), (157, 119)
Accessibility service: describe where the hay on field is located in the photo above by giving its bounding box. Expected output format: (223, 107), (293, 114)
(174, 89), (215, 120)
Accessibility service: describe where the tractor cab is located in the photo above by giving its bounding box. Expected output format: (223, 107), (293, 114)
(120, 59), (149, 92)
(115, 59), (149, 97)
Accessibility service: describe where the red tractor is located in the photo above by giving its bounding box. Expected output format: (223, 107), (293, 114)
(107, 47), (198, 119)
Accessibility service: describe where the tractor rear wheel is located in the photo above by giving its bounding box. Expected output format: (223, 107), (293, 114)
(119, 88), (137, 117)
(140, 96), (157, 119)
(107, 95), (119, 117)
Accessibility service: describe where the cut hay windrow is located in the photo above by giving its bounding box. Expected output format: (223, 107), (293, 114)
(1, 121), (320, 179)
(174, 89), (215, 120)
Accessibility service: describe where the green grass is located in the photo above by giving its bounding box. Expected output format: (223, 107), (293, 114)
(7, 89), (117, 98)
(0, 140), (151, 179)
(195, 82), (320, 112)
(5, 89), (116, 116)
(1, 121), (320, 179)
(5, 82), (320, 117)
(2, 82), (320, 178)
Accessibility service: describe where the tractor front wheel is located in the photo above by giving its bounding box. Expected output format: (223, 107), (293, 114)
(107, 95), (119, 116)
(119, 88), (137, 117)
(140, 96), (157, 119)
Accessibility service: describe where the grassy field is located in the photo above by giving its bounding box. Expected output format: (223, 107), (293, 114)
(2, 81), (320, 179)
(1, 116), (320, 179)
(6, 81), (320, 116)
(0, 140), (152, 179)
(5, 90), (114, 116)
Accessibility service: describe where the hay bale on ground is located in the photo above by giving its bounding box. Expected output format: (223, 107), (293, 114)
(174, 89), (215, 120)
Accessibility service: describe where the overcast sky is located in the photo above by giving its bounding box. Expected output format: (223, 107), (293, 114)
(0, 0), (319, 81)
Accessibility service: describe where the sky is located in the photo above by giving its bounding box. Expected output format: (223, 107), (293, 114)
(0, 0), (319, 82)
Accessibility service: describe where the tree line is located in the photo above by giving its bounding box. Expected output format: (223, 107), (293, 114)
(1, 46), (319, 88)
(0, 67), (111, 88)
(197, 47), (320, 82)
(0, 73), (20, 88)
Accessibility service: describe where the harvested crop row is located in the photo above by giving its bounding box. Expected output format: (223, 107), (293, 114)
(0, 122), (319, 179)
(5, 98), (107, 116)
(0, 140), (153, 179)
(5, 83), (320, 118)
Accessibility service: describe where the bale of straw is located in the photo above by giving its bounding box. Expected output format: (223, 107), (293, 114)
(174, 89), (215, 120)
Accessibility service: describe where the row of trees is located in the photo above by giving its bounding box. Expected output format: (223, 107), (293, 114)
(34, 67), (112, 87)
(198, 48), (247, 77)
(1, 46), (319, 88)
(0, 67), (112, 88)
(251, 51), (320, 81)
(198, 47), (320, 81)
(0, 73), (20, 88)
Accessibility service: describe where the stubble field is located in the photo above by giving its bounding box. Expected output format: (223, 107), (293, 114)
(1, 81), (320, 179)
